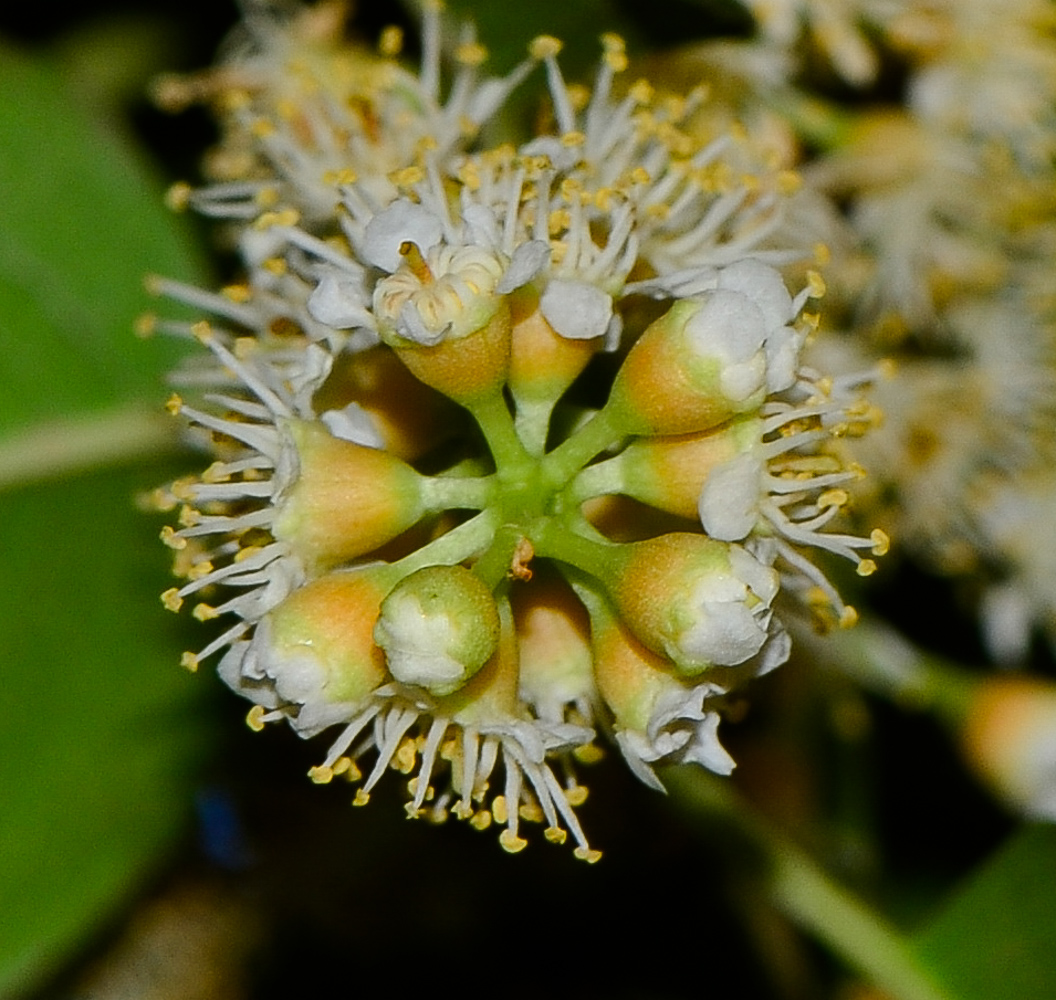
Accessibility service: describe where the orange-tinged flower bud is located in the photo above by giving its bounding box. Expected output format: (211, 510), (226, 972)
(272, 420), (427, 572)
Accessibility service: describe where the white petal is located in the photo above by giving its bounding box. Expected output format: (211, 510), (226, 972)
(308, 273), (373, 329)
(539, 279), (613, 340)
(680, 599), (768, 666)
(363, 201), (444, 272)
(698, 454), (763, 541)
(321, 403), (385, 449)
(685, 289), (768, 363)
(461, 203), (503, 250)
(496, 240), (550, 294)
(716, 259), (794, 331)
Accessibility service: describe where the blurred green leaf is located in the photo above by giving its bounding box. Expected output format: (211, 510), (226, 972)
(0, 40), (212, 998)
(914, 825), (1056, 1000)
(0, 40), (199, 436)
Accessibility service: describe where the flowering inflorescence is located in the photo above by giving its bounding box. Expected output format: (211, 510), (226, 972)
(149, 1), (884, 859)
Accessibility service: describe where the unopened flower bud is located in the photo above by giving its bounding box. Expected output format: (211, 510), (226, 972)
(608, 533), (784, 676)
(374, 564), (501, 696)
(605, 292), (769, 436)
(272, 420), (427, 572)
(961, 676), (1056, 821)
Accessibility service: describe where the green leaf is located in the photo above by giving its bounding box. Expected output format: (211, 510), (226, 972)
(0, 41), (214, 998)
(0, 40), (201, 438)
(914, 825), (1056, 1000)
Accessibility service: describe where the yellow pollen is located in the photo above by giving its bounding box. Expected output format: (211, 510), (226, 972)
(818, 488), (849, 509)
(574, 847), (603, 864)
(394, 737), (418, 774)
(161, 588), (184, 613)
(870, 528), (891, 556)
(455, 41), (487, 66)
(246, 705), (267, 731)
(187, 561), (214, 581)
(250, 118), (276, 139)
(777, 170), (802, 194)
(322, 168), (357, 186)
(529, 35), (563, 60)
(180, 652), (199, 673)
(221, 283), (252, 303)
(814, 243), (832, 266)
(544, 826), (568, 845)
(309, 765), (334, 784)
(353, 788), (371, 806)
(234, 545), (263, 563)
(160, 526), (187, 550)
(603, 49), (628, 73)
(561, 131), (586, 147)
(491, 794), (509, 825)
(255, 187), (280, 209)
(191, 320), (214, 344)
(839, 605), (860, 629)
(263, 257), (287, 276)
(399, 241), (434, 283)
(378, 25), (403, 57)
(193, 603), (219, 621)
(389, 165), (425, 188)
(573, 744), (605, 764)
(134, 313), (157, 338)
(629, 79), (654, 105)
(470, 810), (492, 831)
(165, 393), (184, 416)
(333, 756), (354, 778)
(856, 559), (878, 577)
(164, 181), (192, 212)
(499, 829), (528, 853)
(565, 784), (589, 806)
(178, 506), (201, 528)
(806, 270), (827, 299)
(440, 739), (459, 762)
(519, 801), (545, 824)
(254, 208), (300, 230)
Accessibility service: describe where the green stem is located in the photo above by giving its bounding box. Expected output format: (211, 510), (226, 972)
(420, 472), (495, 511)
(792, 617), (977, 727)
(665, 769), (953, 1000)
(392, 509), (497, 577)
(530, 516), (622, 581)
(512, 397), (555, 457)
(566, 452), (624, 503)
(0, 407), (179, 492)
(540, 405), (622, 486)
(466, 389), (532, 472)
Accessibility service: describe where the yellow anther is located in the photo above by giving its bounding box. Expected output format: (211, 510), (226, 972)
(309, 765), (334, 784)
(250, 117), (276, 139)
(839, 605), (860, 629)
(394, 736), (417, 774)
(440, 739), (459, 761)
(164, 181), (192, 212)
(629, 79), (653, 105)
(573, 744), (605, 764)
(453, 800), (474, 820)
(165, 393), (184, 416)
(332, 756), (353, 777)
(806, 270), (827, 299)
(814, 242), (831, 266)
(160, 525), (187, 550)
(567, 83), (591, 111)
(818, 488), (849, 509)
(221, 283), (252, 304)
(142, 272), (163, 294)
(801, 311), (821, 330)
(544, 827), (568, 845)
(191, 320), (214, 344)
(548, 209), (571, 235)
(180, 651), (199, 673)
(405, 803), (424, 820)
(499, 829), (528, 853)
(870, 528), (890, 556)
(574, 847), (603, 864)
(193, 603), (219, 622)
(263, 257), (287, 276)
(322, 168), (357, 186)
(254, 208), (301, 230)
(470, 810), (492, 831)
(344, 760), (363, 783)
(378, 25), (403, 57)
(878, 357), (897, 380)
(529, 35), (563, 60)
(246, 705), (267, 731)
(561, 131), (586, 147)
(856, 558), (878, 577)
(134, 313), (157, 339)
(161, 588), (184, 613)
(491, 795), (508, 825)
(169, 478), (196, 502)
(389, 165), (425, 188)
(178, 505), (201, 528)
(187, 560), (214, 581)
(603, 49), (628, 73)
(519, 801), (545, 824)
(455, 41), (487, 66)
(234, 545), (263, 563)
(777, 170), (802, 194)
(353, 788), (371, 807)
(565, 785), (589, 806)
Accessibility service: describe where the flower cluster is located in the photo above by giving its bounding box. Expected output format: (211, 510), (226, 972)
(150, 1), (883, 858)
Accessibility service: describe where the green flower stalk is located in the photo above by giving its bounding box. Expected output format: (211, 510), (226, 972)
(151, 1), (884, 858)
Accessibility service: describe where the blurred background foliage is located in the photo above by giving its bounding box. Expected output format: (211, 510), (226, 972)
(1, 1), (1054, 998)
